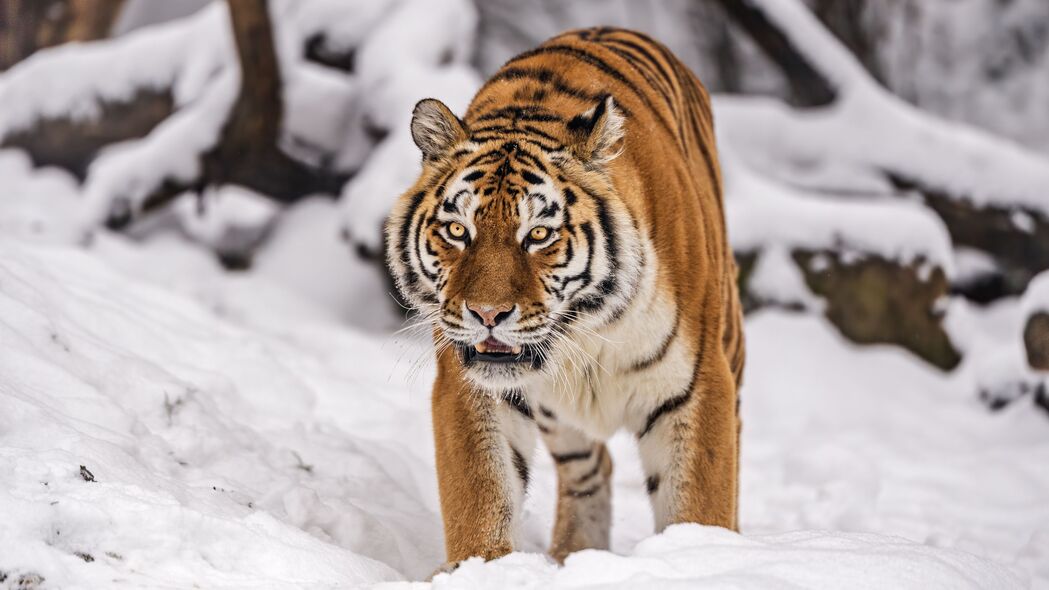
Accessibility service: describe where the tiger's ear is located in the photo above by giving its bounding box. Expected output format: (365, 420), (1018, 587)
(567, 95), (625, 168)
(411, 99), (468, 161)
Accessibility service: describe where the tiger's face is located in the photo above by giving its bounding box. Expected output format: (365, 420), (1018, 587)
(386, 97), (644, 391)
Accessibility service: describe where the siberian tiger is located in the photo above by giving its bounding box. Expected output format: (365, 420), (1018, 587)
(385, 27), (744, 570)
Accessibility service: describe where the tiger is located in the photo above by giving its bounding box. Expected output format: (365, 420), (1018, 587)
(384, 26), (744, 571)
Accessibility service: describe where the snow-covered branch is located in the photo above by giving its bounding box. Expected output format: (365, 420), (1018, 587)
(718, 0), (1049, 294)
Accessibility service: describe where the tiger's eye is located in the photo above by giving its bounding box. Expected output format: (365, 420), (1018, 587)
(447, 222), (466, 239)
(529, 227), (550, 242)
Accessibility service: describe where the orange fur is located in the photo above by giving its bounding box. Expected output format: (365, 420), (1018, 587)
(385, 27), (744, 571)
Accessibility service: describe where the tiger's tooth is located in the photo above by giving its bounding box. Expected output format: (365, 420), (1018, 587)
(512, 345), (522, 355)
(476, 341), (488, 353)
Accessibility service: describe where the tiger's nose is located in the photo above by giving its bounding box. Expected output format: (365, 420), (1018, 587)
(467, 303), (515, 327)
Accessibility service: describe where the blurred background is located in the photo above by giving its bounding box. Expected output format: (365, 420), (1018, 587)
(2, 0), (1049, 586)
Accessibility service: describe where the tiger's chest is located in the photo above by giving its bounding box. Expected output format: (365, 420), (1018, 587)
(519, 248), (695, 440)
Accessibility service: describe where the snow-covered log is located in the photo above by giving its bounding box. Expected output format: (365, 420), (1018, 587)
(717, 0), (1049, 297)
(0, 0), (126, 70)
(1, 1), (400, 242)
(726, 156), (960, 369)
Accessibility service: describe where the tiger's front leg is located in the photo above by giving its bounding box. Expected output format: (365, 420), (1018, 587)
(534, 405), (613, 563)
(637, 351), (739, 532)
(431, 349), (537, 570)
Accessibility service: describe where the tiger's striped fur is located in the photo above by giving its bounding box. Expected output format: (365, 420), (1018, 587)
(384, 27), (744, 571)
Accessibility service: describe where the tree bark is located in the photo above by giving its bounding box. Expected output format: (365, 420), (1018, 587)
(810, 0), (885, 84)
(0, 0), (126, 70)
(127, 0), (346, 224)
(194, 0), (346, 205)
(710, 0), (836, 106)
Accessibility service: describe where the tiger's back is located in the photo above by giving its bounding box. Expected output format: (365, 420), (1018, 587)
(384, 27), (743, 571)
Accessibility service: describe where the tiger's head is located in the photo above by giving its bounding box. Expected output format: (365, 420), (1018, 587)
(385, 97), (644, 391)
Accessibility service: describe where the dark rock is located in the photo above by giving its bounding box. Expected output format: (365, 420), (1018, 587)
(1025, 312), (1049, 371)
(79, 465), (95, 482)
(795, 250), (961, 370)
(890, 175), (1049, 298)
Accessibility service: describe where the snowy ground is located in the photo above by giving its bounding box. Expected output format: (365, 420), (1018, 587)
(1, 232), (1046, 589)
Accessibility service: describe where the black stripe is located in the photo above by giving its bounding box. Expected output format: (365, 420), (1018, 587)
(506, 45), (673, 136)
(575, 447), (605, 484)
(673, 59), (722, 201)
(638, 393), (690, 438)
(477, 105), (564, 124)
(639, 288), (715, 440)
(592, 192), (619, 297)
(560, 222), (595, 298)
(629, 309), (680, 372)
(413, 212), (438, 282)
(538, 202), (561, 219)
(511, 446), (530, 489)
(462, 170), (484, 182)
(512, 148), (549, 172)
(566, 483), (602, 498)
(470, 134), (561, 153)
(602, 43), (676, 115)
(552, 449), (592, 463)
(480, 67), (614, 110)
(645, 474), (660, 495)
(604, 36), (677, 98)
(519, 125), (563, 147)
(502, 390), (533, 420)
(521, 170), (544, 185)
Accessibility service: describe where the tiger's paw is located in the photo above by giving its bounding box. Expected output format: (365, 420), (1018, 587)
(427, 560), (463, 581)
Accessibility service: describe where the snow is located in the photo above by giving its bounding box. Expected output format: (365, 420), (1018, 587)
(336, 0), (482, 254)
(0, 3), (230, 136)
(874, 0), (1049, 156)
(80, 71), (238, 227)
(279, 0), (393, 55)
(1023, 271), (1049, 318)
(744, 245), (824, 312)
(427, 527), (1018, 589)
(717, 0), (1049, 218)
(339, 63), (482, 254)
(724, 155), (955, 275)
(0, 150), (83, 245)
(953, 247), (1001, 288)
(1, 238), (1045, 588)
(354, 0), (478, 80)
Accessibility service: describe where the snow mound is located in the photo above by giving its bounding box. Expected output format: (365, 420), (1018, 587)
(0, 241), (428, 585)
(724, 155), (955, 275)
(420, 525), (1019, 589)
(716, 0), (1049, 217)
(0, 4), (229, 138)
(0, 150), (83, 245)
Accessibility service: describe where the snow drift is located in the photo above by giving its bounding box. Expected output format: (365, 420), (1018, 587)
(0, 239), (1044, 588)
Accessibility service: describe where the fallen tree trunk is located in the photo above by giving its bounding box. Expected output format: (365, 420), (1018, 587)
(2, 89), (173, 181)
(711, 0), (835, 107)
(0, 0), (126, 70)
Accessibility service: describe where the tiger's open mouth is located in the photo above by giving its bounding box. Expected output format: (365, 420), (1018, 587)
(461, 337), (536, 365)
